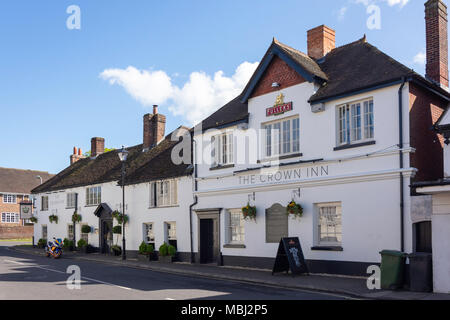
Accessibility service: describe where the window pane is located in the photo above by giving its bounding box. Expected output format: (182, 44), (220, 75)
(265, 124), (272, 157)
(283, 120), (291, 154)
(273, 123), (281, 155)
(364, 100), (374, 139)
(351, 104), (361, 142)
(318, 206), (342, 245)
(292, 118), (300, 153)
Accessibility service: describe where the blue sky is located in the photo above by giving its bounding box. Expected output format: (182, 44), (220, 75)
(0, 0), (429, 174)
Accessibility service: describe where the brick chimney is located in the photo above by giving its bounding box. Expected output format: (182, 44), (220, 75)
(307, 25), (336, 60)
(91, 137), (105, 158)
(70, 147), (85, 165)
(143, 105), (166, 151)
(425, 0), (449, 89)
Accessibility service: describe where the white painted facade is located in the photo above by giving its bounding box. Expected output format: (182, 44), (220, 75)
(194, 81), (416, 271)
(33, 176), (194, 254)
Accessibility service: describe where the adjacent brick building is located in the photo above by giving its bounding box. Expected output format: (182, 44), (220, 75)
(0, 167), (53, 239)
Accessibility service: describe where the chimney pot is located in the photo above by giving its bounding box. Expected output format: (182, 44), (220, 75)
(73, 147), (77, 155)
(307, 25), (336, 60)
(78, 148), (82, 156)
(153, 105), (158, 115)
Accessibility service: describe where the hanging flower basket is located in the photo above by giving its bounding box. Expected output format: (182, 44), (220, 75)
(49, 214), (59, 224)
(30, 216), (38, 223)
(72, 212), (82, 223)
(112, 211), (129, 225)
(286, 200), (303, 218)
(242, 203), (257, 221)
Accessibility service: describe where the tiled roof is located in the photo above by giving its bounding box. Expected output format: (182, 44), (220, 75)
(310, 38), (417, 103)
(0, 168), (54, 194)
(200, 95), (249, 131)
(31, 128), (192, 194)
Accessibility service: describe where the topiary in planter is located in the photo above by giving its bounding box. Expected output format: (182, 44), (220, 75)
(37, 238), (47, 248)
(159, 243), (169, 256)
(63, 238), (74, 251)
(112, 225), (122, 234)
(111, 245), (121, 256)
(77, 239), (87, 249)
(168, 245), (176, 257)
(81, 225), (91, 234)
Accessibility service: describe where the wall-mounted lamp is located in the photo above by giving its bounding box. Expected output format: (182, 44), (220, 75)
(271, 82), (280, 88)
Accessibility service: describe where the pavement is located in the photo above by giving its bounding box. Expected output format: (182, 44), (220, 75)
(8, 244), (450, 300)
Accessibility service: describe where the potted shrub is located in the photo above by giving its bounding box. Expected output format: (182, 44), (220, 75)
(286, 200), (303, 219)
(111, 245), (121, 256)
(112, 225), (122, 234)
(63, 238), (74, 251)
(81, 225), (91, 234)
(37, 238), (47, 248)
(242, 203), (257, 221)
(49, 214), (58, 224)
(77, 239), (88, 253)
(158, 243), (176, 263)
(138, 241), (155, 262)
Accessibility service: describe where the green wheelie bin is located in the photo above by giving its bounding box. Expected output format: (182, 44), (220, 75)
(380, 250), (407, 290)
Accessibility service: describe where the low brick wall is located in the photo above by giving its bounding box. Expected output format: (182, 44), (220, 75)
(0, 225), (34, 239)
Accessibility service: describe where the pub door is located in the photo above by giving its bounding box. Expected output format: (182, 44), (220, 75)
(100, 219), (113, 254)
(200, 219), (215, 264)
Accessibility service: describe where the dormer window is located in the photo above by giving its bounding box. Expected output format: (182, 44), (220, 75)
(337, 99), (374, 146)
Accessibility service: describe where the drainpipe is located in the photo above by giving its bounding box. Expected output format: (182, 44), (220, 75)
(398, 77), (406, 252)
(189, 138), (198, 263)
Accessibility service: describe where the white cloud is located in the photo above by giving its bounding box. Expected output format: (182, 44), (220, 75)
(413, 51), (426, 65)
(337, 7), (348, 21)
(353, 0), (409, 8)
(100, 62), (258, 125)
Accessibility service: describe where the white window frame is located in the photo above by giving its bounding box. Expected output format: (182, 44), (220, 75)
(149, 179), (178, 208)
(66, 193), (77, 209)
(211, 132), (234, 167)
(315, 202), (342, 247)
(1, 212), (20, 223)
(80, 224), (89, 242)
(166, 222), (177, 241)
(337, 98), (374, 146)
(262, 116), (300, 159)
(86, 186), (101, 206)
(41, 196), (49, 211)
(227, 209), (245, 245)
(143, 223), (155, 244)
(68, 224), (74, 240)
(3, 194), (17, 204)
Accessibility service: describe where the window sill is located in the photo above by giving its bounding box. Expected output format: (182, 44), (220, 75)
(85, 204), (100, 208)
(148, 205), (180, 209)
(210, 164), (235, 171)
(223, 244), (246, 249)
(311, 246), (343, 252)
(334, 140), (375, 151)
(258, 153), (303, 163)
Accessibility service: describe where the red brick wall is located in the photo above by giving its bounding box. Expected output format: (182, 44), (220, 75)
(250, 55), (306, 99)
(409, 82), (446, 182)
(0, 226), (33, 239)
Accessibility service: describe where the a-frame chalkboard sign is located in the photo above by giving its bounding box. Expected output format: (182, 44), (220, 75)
(272, 237), (308, 276)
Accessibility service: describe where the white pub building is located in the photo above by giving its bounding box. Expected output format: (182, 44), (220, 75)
(32, 0), (450, 278)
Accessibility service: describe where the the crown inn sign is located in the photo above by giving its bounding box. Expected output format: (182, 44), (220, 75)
(238, 165), (329, 186)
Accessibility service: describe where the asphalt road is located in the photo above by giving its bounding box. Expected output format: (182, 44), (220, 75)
(0, 243), (348, 300)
